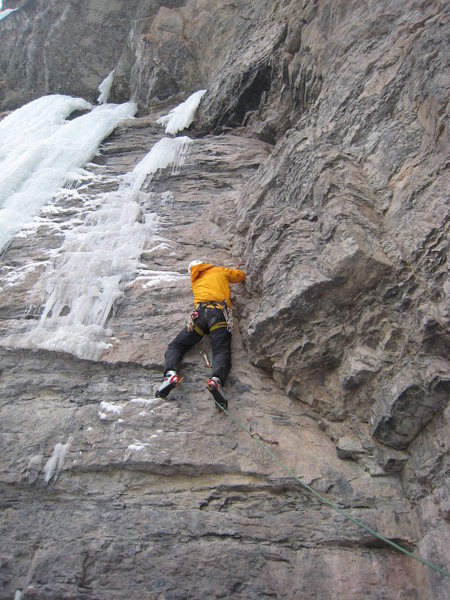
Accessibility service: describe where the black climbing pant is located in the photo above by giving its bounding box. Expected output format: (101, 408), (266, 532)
(164, 305), (232, 384)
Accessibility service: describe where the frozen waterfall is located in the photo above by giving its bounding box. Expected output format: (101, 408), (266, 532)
(0, 95), (137, 253)
(0, 92), (202, 361)
(26, 136), (192, 360)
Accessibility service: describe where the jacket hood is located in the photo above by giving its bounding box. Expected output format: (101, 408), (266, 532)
(190, 263), (213, 282)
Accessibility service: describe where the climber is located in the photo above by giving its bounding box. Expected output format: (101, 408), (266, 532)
(156, 260), (246, 409)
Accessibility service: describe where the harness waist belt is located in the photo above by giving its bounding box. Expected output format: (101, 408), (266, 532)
(196, 301), (227, 310)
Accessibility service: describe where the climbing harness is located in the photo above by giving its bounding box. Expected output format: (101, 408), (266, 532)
(212, 399), (450, 579)
(187, 301), (233, 334)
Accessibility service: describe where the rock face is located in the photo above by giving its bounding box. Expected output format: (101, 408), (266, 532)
(1, 1), (449, 599)
(0, 0), (143, 109)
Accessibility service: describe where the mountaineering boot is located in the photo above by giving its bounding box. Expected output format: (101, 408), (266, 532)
(156, 370), (182, 398)
(207, 376), (228, 410)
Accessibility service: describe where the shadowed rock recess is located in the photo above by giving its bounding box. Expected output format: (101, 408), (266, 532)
(0, 1), (449, 599)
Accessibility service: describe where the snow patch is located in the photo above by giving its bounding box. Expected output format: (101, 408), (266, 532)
(99, 401), (125, 415)
(126, 442), (150, 454)
(98, 398), (165, 421)
(138, 269), (186, 289)
(129, 397), (163, 406)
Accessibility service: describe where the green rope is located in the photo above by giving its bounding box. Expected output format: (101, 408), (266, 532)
(214, 399), (450, 578)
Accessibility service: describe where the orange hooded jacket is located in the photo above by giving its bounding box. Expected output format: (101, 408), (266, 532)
(190, 263), (246, 307)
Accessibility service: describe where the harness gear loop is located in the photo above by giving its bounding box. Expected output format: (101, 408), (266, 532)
(187, 302), (233, 334)
(186, 310), (200, 334)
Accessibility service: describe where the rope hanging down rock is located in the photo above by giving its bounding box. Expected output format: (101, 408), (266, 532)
(213, 399), (450, 579)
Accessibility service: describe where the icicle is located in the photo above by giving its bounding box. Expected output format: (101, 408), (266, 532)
(124, 136), (193, 193)
(157, 90), (207, 135)
(0, 7), (19, 21)
(98, 401), (125, 421)
(26, 454), (43, 484)
(97, 70), (115, 104)
(43, 438), (72, 484)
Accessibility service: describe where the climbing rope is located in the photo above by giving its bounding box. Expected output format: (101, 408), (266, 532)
(213, 399), (450, 578)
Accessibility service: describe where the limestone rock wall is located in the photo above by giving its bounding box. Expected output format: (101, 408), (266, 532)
(0, 0), (144, 109)
(0, 0), (449, 598)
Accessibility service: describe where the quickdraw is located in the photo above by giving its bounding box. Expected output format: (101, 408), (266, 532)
(186, 310), (199, 333)
(223, 304), (233, 333)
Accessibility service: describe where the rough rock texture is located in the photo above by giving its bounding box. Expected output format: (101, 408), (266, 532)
(0, 0), (143, 109)
(1, 0), (449, 599)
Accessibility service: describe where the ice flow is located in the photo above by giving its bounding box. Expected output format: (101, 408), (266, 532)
(1, 91), (203, 361)
(26, 136), (192, 360)
(157, 89), (207, 135)
(0, 95), (137, 253)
